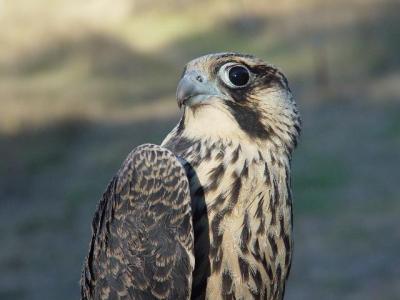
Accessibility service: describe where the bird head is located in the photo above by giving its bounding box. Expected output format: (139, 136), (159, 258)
(176, 53), (301, 152)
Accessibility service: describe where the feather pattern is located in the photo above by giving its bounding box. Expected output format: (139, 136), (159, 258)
(163, 136), (294, 300)
(81, 144), (194, 300)
(161, 52), (300, 300)
(81, 52), (300, 300)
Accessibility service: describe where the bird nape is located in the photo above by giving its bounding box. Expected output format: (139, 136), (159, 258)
(81, 52), (301, 300)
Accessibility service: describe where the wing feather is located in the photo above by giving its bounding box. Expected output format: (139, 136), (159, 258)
(81, 144), (194, 300)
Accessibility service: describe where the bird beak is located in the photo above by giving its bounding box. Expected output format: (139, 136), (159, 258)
(176, 72), (219, 108)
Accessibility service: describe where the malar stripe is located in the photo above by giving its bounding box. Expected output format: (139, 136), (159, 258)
(224, 101), (269, 140)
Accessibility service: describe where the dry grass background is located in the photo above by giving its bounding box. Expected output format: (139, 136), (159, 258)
(0, 0), (399, 299)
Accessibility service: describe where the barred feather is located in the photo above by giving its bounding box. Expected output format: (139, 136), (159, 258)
(81, 53), (300, 300)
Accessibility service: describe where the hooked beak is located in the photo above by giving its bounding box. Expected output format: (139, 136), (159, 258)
(176, 72), (220, 108)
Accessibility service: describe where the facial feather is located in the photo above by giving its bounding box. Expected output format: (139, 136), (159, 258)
(170, 52), (300, 152)
(82, 52), (301, 300)
(162, 52), (301, 300)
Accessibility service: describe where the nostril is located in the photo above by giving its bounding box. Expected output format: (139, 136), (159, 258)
(196, 75), (204, 83)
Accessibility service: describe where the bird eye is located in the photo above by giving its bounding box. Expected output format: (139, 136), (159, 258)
(219, 63), (251, 88)
(228, 66), (250, 86)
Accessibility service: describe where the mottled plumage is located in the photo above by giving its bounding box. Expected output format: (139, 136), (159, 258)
(81, 53), (301, 300)
(81, 144), (194, 299)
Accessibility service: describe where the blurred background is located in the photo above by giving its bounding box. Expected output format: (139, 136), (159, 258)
(0, 0), (399, 299)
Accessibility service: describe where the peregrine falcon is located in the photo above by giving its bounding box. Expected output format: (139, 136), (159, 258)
(81, 53), (301, 300)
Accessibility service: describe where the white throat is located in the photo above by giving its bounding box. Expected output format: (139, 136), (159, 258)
(182, 102), (250, 143)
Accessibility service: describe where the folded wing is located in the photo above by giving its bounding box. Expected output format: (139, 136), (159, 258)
(81, 144), (194, 300)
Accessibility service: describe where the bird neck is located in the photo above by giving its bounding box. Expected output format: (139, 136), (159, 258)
(180, 104), (253, 143)
(170, 101), (300, 158)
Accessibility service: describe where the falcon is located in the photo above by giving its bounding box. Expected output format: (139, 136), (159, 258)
(81, 52), (301, 300)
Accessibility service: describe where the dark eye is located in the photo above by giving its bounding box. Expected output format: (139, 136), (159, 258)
(228, 66), (250, 87)
(219, 63), (252, 88)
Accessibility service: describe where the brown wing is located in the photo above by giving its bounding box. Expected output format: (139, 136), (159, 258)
(81, 144), (194, 300)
